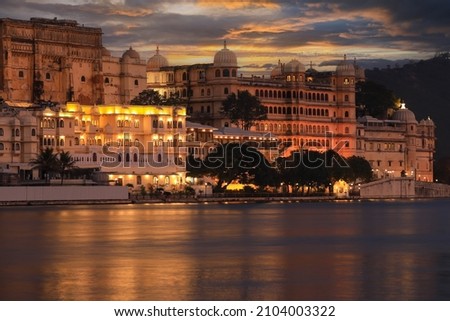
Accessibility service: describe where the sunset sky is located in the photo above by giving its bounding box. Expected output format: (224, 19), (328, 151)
(1, 0), (449, 74)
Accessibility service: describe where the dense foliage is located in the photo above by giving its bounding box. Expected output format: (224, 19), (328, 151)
(221, 90), (267, 130)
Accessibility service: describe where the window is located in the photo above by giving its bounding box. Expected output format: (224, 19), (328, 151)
(134, 79), (139, 86)
(344, 111), (349, 118)
(344, 127), (350, 134)
(81, 76), (86, 83)
(31, 128), (36, 136)
(14, 143), (20, 151)
(104, 77), (110, 84)
(215, 69), (220, 77)
(224, 87), (229, 95)
(59, 119), (64, 128)
(18, 70), (24, 78)
(152, 119), (158, 128)
(134, 120), (140, 128)
(46, 73), (51, 80)
(0, 143), (4, 150)
(0, 128), (3, 136)
(223, 69), (230, 77)
(344, 95), (349, 102)
(15, 128), (20, 137)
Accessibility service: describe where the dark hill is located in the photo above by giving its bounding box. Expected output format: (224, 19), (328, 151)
(365, 53), (450, 159)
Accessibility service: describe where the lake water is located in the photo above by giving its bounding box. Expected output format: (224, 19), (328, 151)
(1, 199), (450, 300)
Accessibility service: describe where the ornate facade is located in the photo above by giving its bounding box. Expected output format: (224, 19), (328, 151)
(146, 43), (363, 158)
(0, 17), (146, 105)
(356, 104), (435, 181)
(0, 17), (437, 184)
(0, 102), (187, 188)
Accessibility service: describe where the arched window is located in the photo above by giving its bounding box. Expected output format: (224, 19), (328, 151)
(81, 76), (86, 83)
(157, 154), (162, 162)
(224, 87), (229, 95)
(14, 143), (20, 151)
(182, 72), (188, 81)
(0, 142), (4, 150)
(75, 137), (80, 145)
(232, 69), (237, 77)
(178, 121), (183, 128)
(18, 70), (24, 78)
(134, 79), (139, 86)
(104, 77), (110, 84)
(223, 69), (230, 77)
(60, 139), (64, 146)
(133, 153), (138, 162)
(0, 128), (3, 136)
(152, 119), (158, 128)
(15, 128), (20, 137)
(215, 69), (221, 77)
(59, 119), (64, 128)
(344, 95), (349, 102)
(46, 73), (51, 80)
(31, 128), (36, 136)
(158, 120), (164, 128)
(344, 111), (349, 117)
(125, 153), (130, 162)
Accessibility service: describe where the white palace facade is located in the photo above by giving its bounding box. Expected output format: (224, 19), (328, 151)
(0, 17), (436, 186)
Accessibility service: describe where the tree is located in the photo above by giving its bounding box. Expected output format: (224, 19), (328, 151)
(57, 150), (77, 185)
(356, 80), (398, 119)
(29, 147), (59, 183)
(199, 142), (268, 192)
(345, 156), (373, 183)
(130, 89), (184, 106)
(221, 90), (267, 130)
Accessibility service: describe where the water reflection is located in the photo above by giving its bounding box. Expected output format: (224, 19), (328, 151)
(1, 200), (450, 300)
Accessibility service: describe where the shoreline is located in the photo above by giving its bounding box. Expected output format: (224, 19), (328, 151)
(1, 195), (448, 207)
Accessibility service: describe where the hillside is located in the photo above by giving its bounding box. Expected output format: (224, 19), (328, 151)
(365, 53), (450, 159)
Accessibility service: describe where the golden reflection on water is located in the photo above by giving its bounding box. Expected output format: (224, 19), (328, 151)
(0, 201), (449, 300)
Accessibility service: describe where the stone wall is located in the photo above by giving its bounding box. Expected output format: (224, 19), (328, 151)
(359, 178), (415, 199)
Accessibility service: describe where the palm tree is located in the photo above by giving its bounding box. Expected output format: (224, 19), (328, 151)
(58, 150), (77, 185)
(29, 147), (58, 184)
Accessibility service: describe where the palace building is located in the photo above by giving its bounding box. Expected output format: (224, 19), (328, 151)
(146, 42), (363, 159)
(0, 17), (436, 185)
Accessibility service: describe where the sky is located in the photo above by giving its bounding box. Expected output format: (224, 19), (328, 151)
(1, 0), (449, 74)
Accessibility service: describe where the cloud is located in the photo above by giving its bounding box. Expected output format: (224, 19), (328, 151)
(1, 0), (449, 69)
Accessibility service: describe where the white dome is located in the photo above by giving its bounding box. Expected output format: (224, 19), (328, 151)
(147, 47), (169, 71)
(122, 46), (140, 60)
(213, 41), (237, 67)
(271, 60), (283, 78)
(392, 103), (417, 124)
(284, 59), (305, 73)
(336, 55), (355, 76)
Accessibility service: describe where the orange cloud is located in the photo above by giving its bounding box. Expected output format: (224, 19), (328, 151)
(196, 0), (280, 10)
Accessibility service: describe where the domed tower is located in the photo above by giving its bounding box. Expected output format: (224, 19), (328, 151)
(283, 59), (305, 83)
(146, 46), (169, 85)
(146, 46), (168, 72)
(334, 54), (356, 112)
(392, 102), (418, 177)
(120, 46), (146, 104)
(213, 40), (238, 79)
(270, 59), (283, 80)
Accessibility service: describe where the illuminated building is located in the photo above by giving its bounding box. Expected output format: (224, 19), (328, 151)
(0, 103), (187, 188)
(356, 103), (435, 181)
(146, 43), (362, 158)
